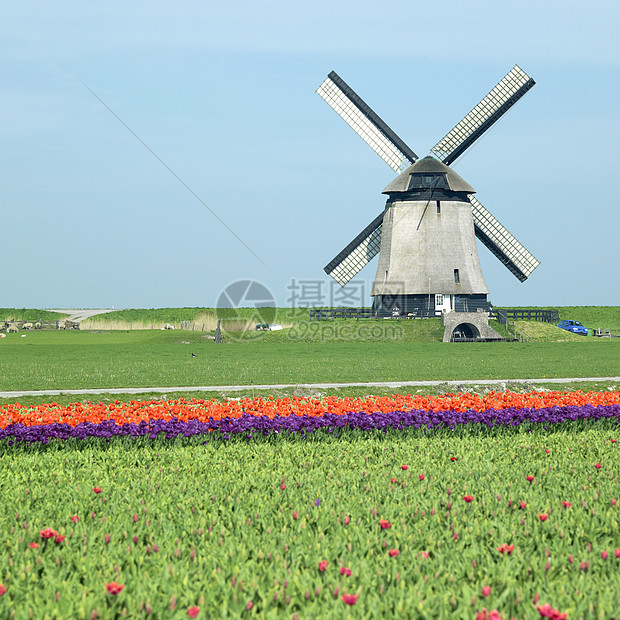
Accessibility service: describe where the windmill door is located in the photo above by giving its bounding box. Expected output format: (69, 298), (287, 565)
(435, 294), (452, 314)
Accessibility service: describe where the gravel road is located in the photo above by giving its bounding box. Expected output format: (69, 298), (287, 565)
(1, 377), (618, 399)
(49, 309), (120, 323)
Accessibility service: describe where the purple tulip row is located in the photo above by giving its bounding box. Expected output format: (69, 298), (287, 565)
(0, 403), (619, 445)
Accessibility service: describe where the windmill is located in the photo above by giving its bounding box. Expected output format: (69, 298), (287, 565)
(317, 66), (539, 327)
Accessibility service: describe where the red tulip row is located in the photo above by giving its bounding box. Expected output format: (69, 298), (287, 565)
(1, 389), (618, 430)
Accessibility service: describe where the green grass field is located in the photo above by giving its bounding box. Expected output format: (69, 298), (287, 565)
(0, 329), (618, 393)
(1, 424), (618, 618)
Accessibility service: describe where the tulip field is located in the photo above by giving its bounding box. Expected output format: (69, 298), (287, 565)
(1, 390), (620, 618)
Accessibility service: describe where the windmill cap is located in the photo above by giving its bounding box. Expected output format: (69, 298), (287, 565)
(382, 156), (475, 194)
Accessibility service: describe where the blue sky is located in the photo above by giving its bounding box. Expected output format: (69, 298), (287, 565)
(2, 1), (619, 309)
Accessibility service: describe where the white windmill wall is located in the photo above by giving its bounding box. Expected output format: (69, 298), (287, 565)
(370, 198), (489, 298)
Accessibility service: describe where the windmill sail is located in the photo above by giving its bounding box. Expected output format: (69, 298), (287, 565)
(324, 212), (384, 286)
(317, 71), (418, 172)
(430, 65), (535, 166)
(470, 196), (540, 282)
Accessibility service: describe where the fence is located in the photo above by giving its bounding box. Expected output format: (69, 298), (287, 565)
(179, 320), (208, 331)
(309, 308), (441, 320)
(309, 308), (376, 321)
(309, 308), (561, 322)
(493, 309), (560, 325)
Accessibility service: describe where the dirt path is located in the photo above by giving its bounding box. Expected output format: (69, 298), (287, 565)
(49, 309), (120, 323)
(0, 377), (618, 399)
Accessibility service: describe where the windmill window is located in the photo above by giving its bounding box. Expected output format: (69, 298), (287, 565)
(454, 269), (460, 283)
(407, 173), (449, 190)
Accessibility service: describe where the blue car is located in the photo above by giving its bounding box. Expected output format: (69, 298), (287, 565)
(558, 320), (588, 336)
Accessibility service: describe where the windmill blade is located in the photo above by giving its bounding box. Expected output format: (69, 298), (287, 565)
(324, 212), (384, 286)
(470, 196), (540, 282)
(431, 65), (535, 166)
(317, 71), (418, 172)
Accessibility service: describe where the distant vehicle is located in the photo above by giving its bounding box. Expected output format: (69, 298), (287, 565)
(558, 320), (588, 336)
